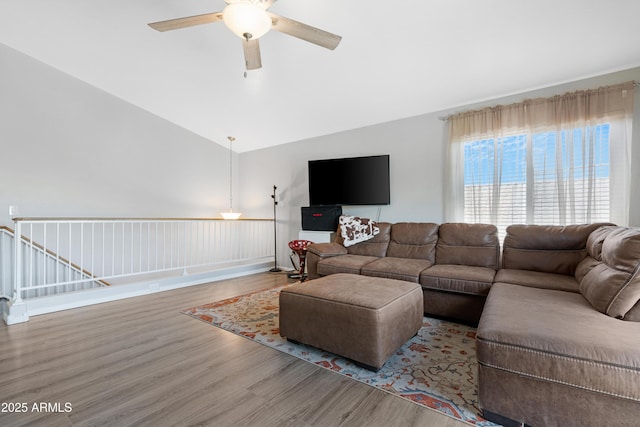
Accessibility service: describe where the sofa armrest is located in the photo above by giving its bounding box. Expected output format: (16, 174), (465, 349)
(307, 242), (348, 257)
(306, 243), (348, 280)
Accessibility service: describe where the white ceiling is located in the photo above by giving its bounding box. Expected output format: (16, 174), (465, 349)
(2, 0), (640, 153)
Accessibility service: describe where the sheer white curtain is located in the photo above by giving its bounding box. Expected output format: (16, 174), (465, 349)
(444, 82), (635, 235)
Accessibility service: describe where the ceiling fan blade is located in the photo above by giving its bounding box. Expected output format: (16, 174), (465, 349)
(243, 38), (262, 70)
(268, 13), (341, 50)
(148, 12), (223, 32)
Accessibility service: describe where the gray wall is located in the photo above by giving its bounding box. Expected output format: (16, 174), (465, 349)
(0, 43), (236, 227)
(239, 67), (640, 269)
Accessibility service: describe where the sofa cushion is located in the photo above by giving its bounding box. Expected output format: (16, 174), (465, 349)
(385, 222), (439, 261)
(317, 254), (379, 276)
(494, 269), (580, 293)
(361, 257), (433, 283)
(580, 226), (640, 320)
(336, 222), (392, 258)
(501, 223), (611, 275)
(477, 283), (640, 404)
(420, 265), (495, 296)
(435, 223), (500, 269)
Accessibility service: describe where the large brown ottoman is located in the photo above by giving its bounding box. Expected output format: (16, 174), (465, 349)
(279, 273), (423, 370)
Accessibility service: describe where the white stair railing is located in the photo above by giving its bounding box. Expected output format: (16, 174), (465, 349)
(5, 218), (274, 324)
(1, 226), (105, 302)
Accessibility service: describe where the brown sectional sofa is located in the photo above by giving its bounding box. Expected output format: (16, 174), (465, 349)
(307, 222), (501, 323)
(305, 221), (640, 426)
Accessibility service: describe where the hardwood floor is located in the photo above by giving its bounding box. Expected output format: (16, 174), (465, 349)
(0, 273), (470, 427)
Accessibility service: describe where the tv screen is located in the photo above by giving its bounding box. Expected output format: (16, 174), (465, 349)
(308, 155), (390, 206)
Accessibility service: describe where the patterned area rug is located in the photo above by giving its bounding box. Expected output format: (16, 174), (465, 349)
(182, 285), (497, 426)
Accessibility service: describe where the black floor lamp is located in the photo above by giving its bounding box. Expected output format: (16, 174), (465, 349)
(269, 185), (282, 272)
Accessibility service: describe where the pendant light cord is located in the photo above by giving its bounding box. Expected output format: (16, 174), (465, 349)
(228, 136), (235, 211)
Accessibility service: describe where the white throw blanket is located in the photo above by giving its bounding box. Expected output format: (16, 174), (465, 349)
(339, 215), (380, 247)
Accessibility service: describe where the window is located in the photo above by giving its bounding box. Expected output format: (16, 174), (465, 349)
(462, 125), (611, 236)
(445, 82), (635, 235)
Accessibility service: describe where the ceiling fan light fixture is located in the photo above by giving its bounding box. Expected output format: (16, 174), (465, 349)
(223, 2), (272, 40)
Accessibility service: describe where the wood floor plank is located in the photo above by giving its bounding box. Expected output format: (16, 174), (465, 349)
(0, 272), (472, 427)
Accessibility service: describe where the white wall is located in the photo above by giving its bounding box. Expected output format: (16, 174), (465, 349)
(239, 67), (640, 269)
(0, 43), (236, 227)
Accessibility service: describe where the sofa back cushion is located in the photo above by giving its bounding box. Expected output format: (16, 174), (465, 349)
(580, 226), (640, 321)
(337, 222), (392, 257)
(385, 222), (439, 261)
(435, 223), (500, 269)
(501, 223), (611, 275)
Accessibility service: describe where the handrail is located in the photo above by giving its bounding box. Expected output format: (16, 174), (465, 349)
(12, 217), (273, 222)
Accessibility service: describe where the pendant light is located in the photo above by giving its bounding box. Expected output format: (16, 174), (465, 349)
(221, 136), (242, 220)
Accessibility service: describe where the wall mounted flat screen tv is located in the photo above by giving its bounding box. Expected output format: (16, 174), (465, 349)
(308, 155), (390, 206)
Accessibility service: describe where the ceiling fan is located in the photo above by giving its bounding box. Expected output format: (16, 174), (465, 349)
(148, 0), (342, 71)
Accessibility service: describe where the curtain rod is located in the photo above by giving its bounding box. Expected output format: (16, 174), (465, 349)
(438, 80), (639, 122)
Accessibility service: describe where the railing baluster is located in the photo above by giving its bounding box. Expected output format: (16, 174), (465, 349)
(145, 221), (148, 272)
(102, 223), (105, 278)
(131, 222), (134, 274)
(112, 223), (115, 277)
(181, 221), (186, 272)
(91, 222), (95, 282)
(162, 222), (166, 270)
(206, 222), (211, 264)
(121, 221), (125, 276)
(43, 223), (47, 287)
(154, 222), (159, 269)
(80, 222), (84, 283)
(56, 223), (60, 284)
(68, 223), (73, 282)
(182, 221), (188, 275)
(28, 223), (33, 291)
(14, 221), (23, 303)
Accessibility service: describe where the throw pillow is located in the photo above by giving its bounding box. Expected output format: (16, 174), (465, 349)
(339, 215), (380, 247)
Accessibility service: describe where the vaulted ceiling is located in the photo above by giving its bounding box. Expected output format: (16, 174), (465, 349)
(2, 0), (640, 152)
